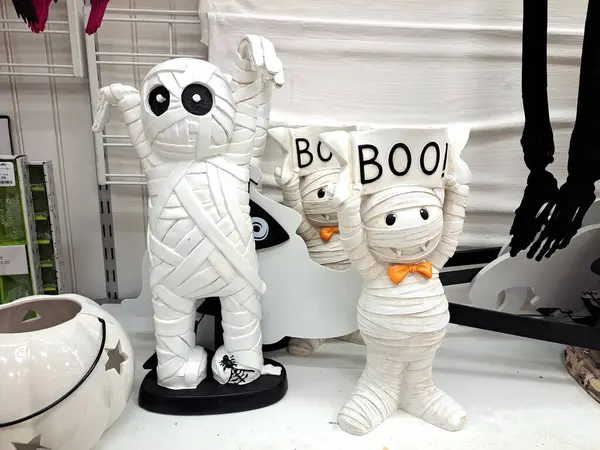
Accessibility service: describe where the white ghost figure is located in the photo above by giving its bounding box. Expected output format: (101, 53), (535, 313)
(0, 294), (133, 450)
(478, 199), (600, 315)
(470, 223), (600, 315)
(320, 126), (471, 436)
(92, 35), (284, 390)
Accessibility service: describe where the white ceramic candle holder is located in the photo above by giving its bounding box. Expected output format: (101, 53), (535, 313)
(0, 294), (134, 450)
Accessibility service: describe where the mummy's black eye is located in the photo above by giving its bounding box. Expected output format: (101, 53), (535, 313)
(317, 188), (326, 199)
(182, 84), (213, 116)
(149, 86), (170, 116)
(420, 208), (429, 220)
(385, 213), (396, 226)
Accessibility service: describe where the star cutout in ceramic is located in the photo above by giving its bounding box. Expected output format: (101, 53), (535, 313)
(12, 434), (51, 449)
(105, 340), (127, 374)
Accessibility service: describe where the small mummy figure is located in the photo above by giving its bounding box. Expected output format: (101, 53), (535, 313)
(268, 126), (363, 356)
(92, 35), (284, 390)
(320, 127), (471, 435)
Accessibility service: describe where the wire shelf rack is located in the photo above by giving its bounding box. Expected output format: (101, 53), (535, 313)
(85, 6), (205, 186)
(0, 0), (86, 78)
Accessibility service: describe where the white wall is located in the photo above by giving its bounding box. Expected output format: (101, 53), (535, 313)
(0, 0), (590, 300)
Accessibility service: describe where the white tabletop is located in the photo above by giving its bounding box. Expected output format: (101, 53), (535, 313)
(97, 304), (600, 450)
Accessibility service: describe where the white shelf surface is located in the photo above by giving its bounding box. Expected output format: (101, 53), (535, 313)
(98, 304), (600, 450)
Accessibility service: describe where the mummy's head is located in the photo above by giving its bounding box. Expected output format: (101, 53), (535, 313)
(140, 58), (235, 161)
(361, 186), (444, 264)
(299, 168), (340, 227)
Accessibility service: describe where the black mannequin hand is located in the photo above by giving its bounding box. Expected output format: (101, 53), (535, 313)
(508, 169), (558, 257)
(527, 178), (595, 260)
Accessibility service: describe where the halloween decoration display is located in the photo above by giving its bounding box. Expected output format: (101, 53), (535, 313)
(509, 0), (600, 261)
(10, 0), (108, 35)
(92, 36), (284, 393)
(471, 223), (600, 316)
(28, 0), (55, 33)
(12, 0), (38, 27)
(10, 0), (57, 33)
(85, 0), (110, 35)
(0, 294), (134, 450)
(320, 125), (471, 435)
(268, 125), (363, 356)
(249, 196), (290, 251)
(474, 199), (600, 318)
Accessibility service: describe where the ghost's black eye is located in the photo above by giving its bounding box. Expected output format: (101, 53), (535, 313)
(250, 199), (289, 250)
(148, 86), (170, 116)
(385, 213), (396, 226)
(253, 217), (269, 241)
(182, 84), (213, 116)
(317, 188), (326, 199)
(420, 208), (429, 220)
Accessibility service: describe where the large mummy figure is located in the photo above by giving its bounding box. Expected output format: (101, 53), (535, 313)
(320, 127), (471, 435)
(268, 126), (362, 356)
(92, 36), (284, 389)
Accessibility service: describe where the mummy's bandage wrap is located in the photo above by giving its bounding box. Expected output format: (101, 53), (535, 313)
(278, 168), (350, 270)
(269, 126), (352, 270)
(230, 40), (277, 188)
(334, 181), (469, 435)
(93, 36), (284, 390)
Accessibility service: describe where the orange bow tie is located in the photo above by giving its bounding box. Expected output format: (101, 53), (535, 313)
(319, 226), (340, 242)
(388, 261), (433, 285)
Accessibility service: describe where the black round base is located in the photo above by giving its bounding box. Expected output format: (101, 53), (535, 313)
(138, 352), (288, 416)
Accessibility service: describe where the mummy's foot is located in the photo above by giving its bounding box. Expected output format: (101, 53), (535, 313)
(157, 346), (207, 390)
(287, 338), (325, 356)
(211, 346), (261, 385)
(399, 386), (467, 431)
(337, 373), (398, 435)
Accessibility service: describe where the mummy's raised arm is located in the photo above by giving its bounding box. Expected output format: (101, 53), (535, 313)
(229, 35), (283, 165)
(429, 179), (470, 270)
(92, 84), (162, 170)
(268, 127), (320, 242)
(337, 189), (385, 281)
(320, 130), (385, 280)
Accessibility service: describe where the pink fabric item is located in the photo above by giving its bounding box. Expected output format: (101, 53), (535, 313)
(28, 0), (53, 33)
(85, 0), (110, 35)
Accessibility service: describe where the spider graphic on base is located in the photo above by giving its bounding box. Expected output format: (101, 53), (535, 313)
(219, 355), (255, 385)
